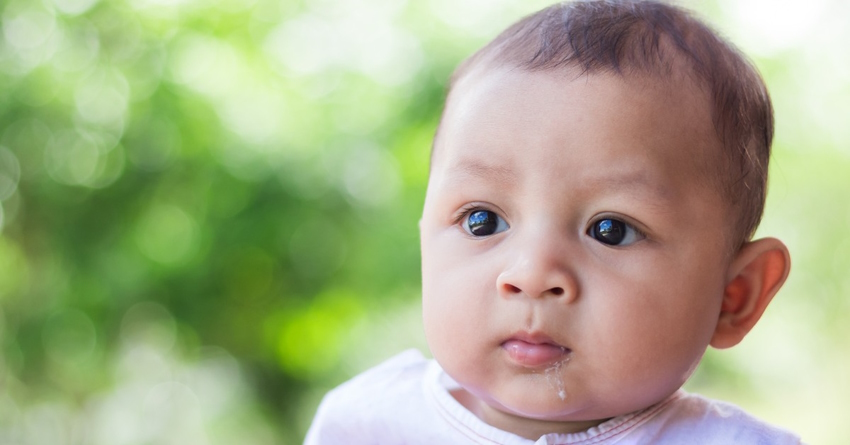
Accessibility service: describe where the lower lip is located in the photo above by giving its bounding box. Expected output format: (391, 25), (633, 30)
(502, 340), (571, 367)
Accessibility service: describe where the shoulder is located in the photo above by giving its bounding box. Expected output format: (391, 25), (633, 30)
(320, 348), (431, 409)
(643, 391), (803, 444)
(304, 349), (435, 444)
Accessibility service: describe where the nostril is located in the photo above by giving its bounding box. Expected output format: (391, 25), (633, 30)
(551, 287), (564, 296)
(505, 284), (521, 293)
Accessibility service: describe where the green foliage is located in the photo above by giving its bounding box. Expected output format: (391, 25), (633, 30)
(0, 0), (450, 441)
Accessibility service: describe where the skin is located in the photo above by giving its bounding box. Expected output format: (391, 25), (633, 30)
(420, 67), (755, 439)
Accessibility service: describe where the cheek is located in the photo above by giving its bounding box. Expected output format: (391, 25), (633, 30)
(422, 237), (475, 334)
(423, 272), (491, 323)
(421, 234), (498, 358)
(585, 264), (722, 374)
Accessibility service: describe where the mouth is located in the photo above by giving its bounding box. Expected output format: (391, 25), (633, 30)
(501, 332), (572, 367)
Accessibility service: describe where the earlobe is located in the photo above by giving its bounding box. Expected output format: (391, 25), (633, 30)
(710, 237), (791, 349)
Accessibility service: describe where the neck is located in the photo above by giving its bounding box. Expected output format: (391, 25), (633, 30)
(451, 388), (609, 440)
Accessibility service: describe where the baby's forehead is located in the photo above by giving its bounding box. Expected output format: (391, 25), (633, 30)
(440, 65), (716, 153)
(435, 67), (721, 186)
(455, 57), (707, 105)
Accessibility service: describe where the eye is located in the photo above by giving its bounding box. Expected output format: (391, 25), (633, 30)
(463, 210), (509, 237)
(588, 218), (643, 246)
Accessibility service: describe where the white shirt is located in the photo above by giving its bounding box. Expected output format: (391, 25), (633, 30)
(305, 349), (802, 444)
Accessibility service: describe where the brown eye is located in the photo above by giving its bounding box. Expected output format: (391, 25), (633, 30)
(464, 210), (508, 237)
(589, 218), (642, 246)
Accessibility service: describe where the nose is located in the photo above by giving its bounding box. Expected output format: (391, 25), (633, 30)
(496, 238), (578, 302)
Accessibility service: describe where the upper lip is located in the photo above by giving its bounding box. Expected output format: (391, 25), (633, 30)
(503, 331), (568, 348)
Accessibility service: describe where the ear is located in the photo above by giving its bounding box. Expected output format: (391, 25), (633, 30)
(710, 237), (790, 349)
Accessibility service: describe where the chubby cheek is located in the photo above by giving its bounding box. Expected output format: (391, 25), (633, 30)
(589, 269), (722, 391)
(421, 233), (496, 370)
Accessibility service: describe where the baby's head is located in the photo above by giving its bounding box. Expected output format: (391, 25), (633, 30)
(419, 0), (790, 439)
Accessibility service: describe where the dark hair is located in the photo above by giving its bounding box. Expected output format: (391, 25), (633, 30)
(440, 0), (773, 248)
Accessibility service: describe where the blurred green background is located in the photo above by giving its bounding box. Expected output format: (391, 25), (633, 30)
(0, 0), (846, 443)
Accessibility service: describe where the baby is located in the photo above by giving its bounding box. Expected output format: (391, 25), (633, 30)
(306, 1), (802, 443)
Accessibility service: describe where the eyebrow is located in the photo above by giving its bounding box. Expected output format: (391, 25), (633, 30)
(446, 159), (517, 184)
(589, 170), (656, 192)
(443, 156), (678, 208)
(581, 169), (676, 203)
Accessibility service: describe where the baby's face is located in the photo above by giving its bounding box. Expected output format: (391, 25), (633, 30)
(420, 68), (734, 437)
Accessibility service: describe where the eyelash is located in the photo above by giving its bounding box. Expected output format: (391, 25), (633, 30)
(453, 203), (486, 225)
